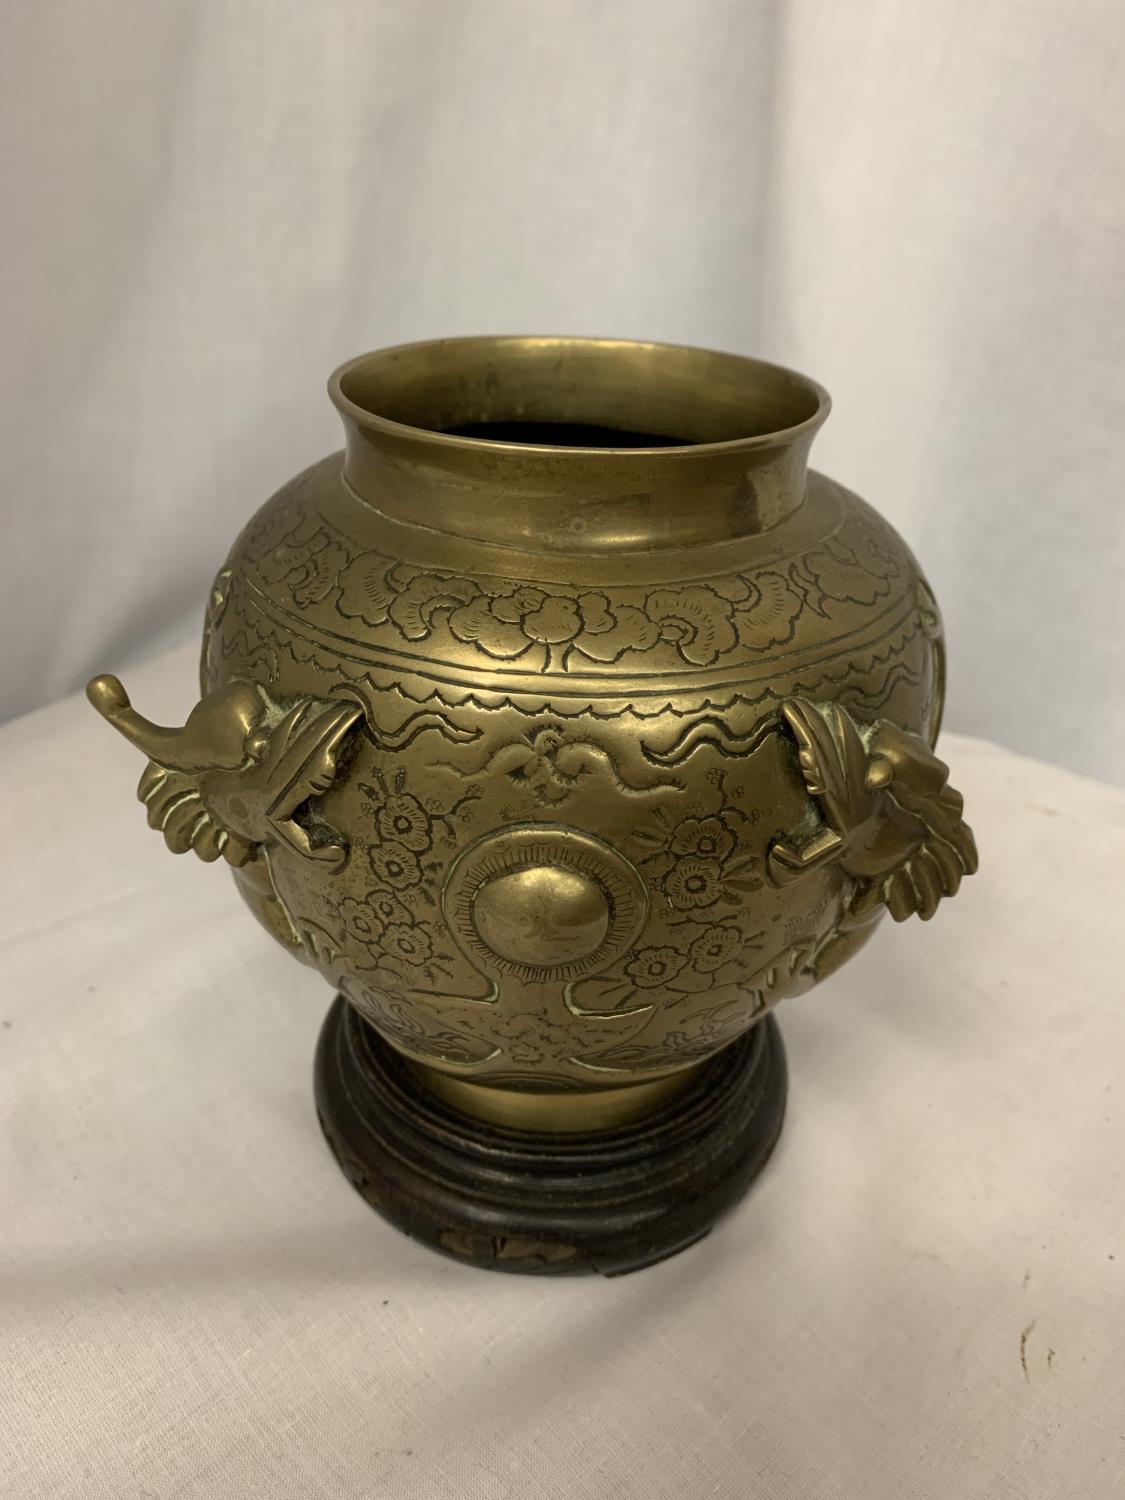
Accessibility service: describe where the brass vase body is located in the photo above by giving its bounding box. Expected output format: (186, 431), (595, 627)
(90, 337), (976, 1134)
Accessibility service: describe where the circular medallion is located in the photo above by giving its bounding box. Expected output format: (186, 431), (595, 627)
(442, 824), (649, 983)
(473, 866), (610, 967)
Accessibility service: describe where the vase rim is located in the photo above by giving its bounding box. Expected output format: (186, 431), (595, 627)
(326, 336), (832, 552)
(328, 335), (830, 457)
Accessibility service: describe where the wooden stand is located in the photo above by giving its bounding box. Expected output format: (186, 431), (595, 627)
(314, 996), (787, 1276)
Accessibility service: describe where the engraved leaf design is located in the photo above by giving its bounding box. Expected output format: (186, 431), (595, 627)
(253, 696), (362, 816)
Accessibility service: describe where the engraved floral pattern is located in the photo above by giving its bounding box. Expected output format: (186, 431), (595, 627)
(669, 816), (736, 862)
(334, 553), (397, 625)
(368, 840), (422, 890)
(644, 803), (762, 914)
(321, 766), (483, 992)
(365, 890), (415, 929)
(689, 924), (744, 972)
(381, 923), (434, 966)
(376, 792), (432, 852)
(215, 463), (948, 1087)
(332, 552), (804, 669)
(624, 946), (689, 989)
(787, 505), (901, 615)
(256, 512), (350, 608)
(435, 585), (658, 662)
(237, 467), (923, 691)
(567, 774), (774, 1025)
(338, 896), (388, 947)
(636, 796), (763, 906)
(628, 1001), (751, 1063)
(664, 858), (725, 910)
(643, 586), (737, 665)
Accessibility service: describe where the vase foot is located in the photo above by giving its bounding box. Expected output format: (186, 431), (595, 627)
(313, 996), (787, 1276)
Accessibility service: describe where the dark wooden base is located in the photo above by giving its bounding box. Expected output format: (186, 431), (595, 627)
(314, 996), (787, 1276)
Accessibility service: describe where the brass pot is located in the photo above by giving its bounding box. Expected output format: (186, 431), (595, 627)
(90, 337), (976, 1270)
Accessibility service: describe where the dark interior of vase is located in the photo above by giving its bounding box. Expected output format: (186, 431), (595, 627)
(337, 338), (825, 450)
(441, 419), (688, 448)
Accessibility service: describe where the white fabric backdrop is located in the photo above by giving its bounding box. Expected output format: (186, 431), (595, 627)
(2, 0), (1124, 781)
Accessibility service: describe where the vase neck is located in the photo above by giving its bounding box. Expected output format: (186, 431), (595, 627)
(328, 337), (829, 554)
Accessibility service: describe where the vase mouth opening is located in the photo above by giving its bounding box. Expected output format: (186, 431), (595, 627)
(329, 336), (829, 457)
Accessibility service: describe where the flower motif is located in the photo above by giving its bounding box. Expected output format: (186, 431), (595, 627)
(338, 558), (764, 669)
(644, 585), (737, 666)
(664, 858), (724, 909)
(336, 552), (397, 626)
(257, 513), (348, 607)
(800, 527), (900, 609)
(368, 840), (422, 889)
(366, 890), (415, 928)
(447, 587), (658, 662)
(689, 924), (743, 973)
(669, 815), (735, 861)
(446, 588), (549, 658)
(338, 896), (386, 948)
(387, 573), (481, 639)
(558, 593), (660, 662)
(519, 595), (584, 645)
(624, 946), (689, 989)
(381, 923), (434, 966)
(733, 572), (803, 650)
(377, 793), (432, 852)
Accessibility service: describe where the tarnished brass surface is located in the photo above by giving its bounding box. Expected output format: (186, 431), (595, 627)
(89, 336), (977, 1133)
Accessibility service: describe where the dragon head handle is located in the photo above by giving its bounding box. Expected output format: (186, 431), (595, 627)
(87, 673), (364, 870)
(768, 697), (978, 923)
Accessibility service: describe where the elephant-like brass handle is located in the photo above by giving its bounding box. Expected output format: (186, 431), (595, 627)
(768, 698), (978, 923)
(86, 674), (364, 871)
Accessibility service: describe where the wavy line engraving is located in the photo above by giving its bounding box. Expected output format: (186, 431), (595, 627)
(646, 715), (782, 766)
